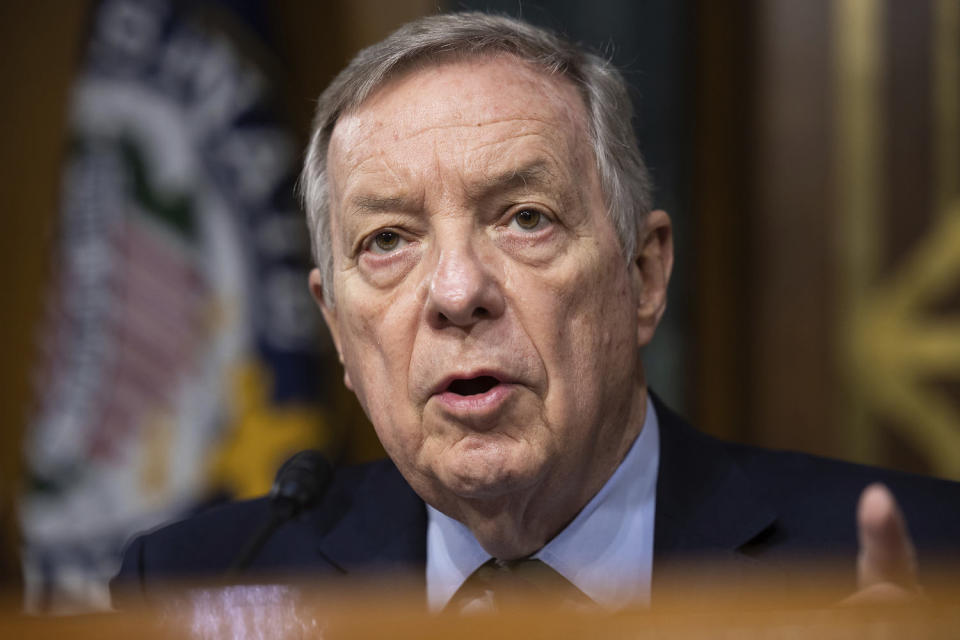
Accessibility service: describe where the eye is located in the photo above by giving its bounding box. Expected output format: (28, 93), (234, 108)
(368, 230), (407, 254)
(509, 208), (549, 232)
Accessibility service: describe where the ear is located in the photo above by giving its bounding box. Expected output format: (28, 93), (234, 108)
(633, 209), (673, 348)
(308, 268), (354, 391)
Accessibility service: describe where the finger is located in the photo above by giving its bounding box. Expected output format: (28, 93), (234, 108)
(840, 582), (914, 606)
(856, 483), (918, 590)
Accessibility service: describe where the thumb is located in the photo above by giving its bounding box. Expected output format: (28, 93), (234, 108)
(856, 483), (918, 590)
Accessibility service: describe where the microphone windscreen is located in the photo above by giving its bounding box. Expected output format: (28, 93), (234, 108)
(269, 450), (333, 515)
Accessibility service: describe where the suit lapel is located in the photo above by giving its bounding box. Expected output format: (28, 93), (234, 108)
(310, 460), (427, 581)
(651, 395), (778, 589)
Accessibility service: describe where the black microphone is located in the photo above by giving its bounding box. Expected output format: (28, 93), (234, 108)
(227, 450), (333, 575)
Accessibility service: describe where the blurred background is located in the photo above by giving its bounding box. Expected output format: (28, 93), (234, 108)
(1, 0), (958, 613)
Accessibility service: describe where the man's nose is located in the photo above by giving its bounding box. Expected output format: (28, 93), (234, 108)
(425, 244), (505, 329)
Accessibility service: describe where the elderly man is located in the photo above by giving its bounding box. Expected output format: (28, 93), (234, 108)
(113, 13), (959, 610)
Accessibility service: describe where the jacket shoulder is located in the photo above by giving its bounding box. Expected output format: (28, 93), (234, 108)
(110, 458), (419, 604)
(723, 440), (960, 554)
(652, 393), (960, 565)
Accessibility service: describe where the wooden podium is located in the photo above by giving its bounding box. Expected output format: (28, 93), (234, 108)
(3, 571), (959, 638)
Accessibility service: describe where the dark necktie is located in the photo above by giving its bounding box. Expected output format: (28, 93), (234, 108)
(447, 558), (594, 613)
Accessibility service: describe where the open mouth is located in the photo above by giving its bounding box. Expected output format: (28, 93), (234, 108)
(447, 376), (500, 396)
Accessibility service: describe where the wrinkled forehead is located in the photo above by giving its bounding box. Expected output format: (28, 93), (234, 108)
(328, 54), (593, 167)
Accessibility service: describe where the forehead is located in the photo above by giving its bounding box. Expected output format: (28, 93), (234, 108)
(327, 55), (592, 176)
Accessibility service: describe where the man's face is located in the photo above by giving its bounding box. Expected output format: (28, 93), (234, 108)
(315, 57), (664, 527)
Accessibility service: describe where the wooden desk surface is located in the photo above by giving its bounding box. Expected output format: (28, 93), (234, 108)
(2, 571), (959, 639)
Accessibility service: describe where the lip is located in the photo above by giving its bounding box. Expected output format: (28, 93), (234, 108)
(430, 369), (513, 396)
(430, 370), (517, 423)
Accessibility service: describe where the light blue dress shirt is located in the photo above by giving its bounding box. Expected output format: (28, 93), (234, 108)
(426, 395), (660, 610)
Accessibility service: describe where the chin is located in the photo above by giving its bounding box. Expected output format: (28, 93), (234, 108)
(439, 441), (541, 500)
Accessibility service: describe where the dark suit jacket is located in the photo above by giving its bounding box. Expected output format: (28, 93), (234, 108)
(112, 397), (960, 604)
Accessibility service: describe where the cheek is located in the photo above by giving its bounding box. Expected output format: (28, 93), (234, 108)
(338, 301), (424, 467)
(527, 249), (636, 409)
(337, 286), (415, 416)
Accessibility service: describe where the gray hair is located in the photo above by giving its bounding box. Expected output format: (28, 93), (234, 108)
(299, 12), (653, 305)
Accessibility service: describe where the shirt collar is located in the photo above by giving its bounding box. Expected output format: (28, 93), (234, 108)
(426, 394), (660, 610)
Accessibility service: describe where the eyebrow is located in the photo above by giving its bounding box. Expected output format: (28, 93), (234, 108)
(343, 160), (560, 215)
(348, 194), (418, 214)
(467, 161), (558, 202)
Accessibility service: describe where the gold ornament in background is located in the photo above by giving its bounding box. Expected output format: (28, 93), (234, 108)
(836, 0), (960, 479)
